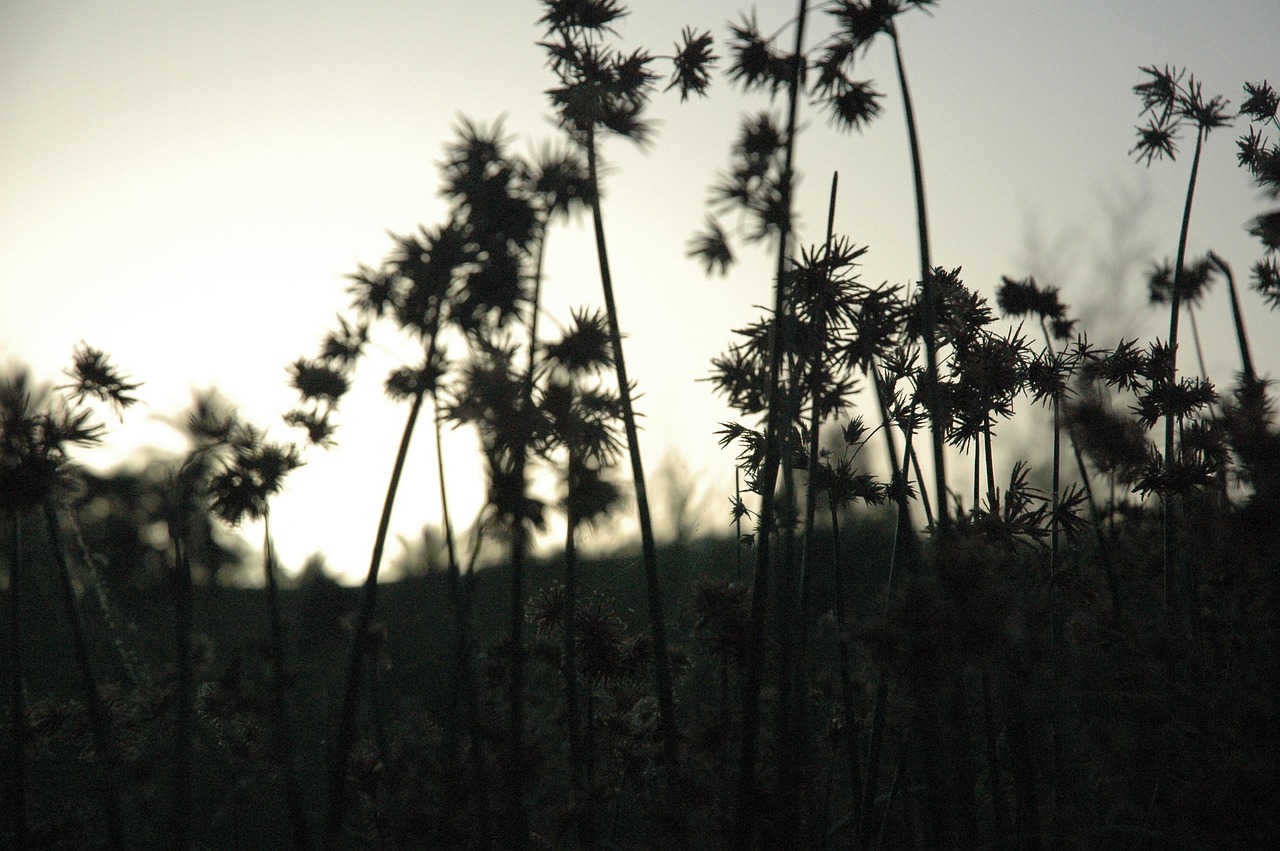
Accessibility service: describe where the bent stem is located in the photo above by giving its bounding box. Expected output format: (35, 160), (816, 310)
(888, 19), (949, 536)
(324, 387), (426, 849)
(1208, 251), (1256, 384)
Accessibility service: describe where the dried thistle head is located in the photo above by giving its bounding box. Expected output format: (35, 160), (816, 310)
(207, 427), (303, 527)
(1147, 256), (1216, 307)
(725, 11), (793, 97)
(667, 26), (717, 102)
(1, 369), (103, 509)
(61, 343), (141, 417)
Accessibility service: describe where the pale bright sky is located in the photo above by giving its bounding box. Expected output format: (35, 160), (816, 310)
(3, 1), (1277, 582)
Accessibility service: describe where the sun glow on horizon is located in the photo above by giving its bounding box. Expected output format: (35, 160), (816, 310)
(4, 0), (1278, 583)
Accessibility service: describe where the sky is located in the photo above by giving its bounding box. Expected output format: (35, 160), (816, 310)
(3, 0), (1278, 583)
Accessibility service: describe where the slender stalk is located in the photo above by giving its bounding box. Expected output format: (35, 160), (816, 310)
(437, 409), (496, 851)
(779, 171), (841, 840)
(69, 516), (143, 688)
(1162, 126), (1204, 619)
(888, 20), (949, 535)
(733, 7), (808, 847)
(734, 467), (744, 581)
(440, 411), (465, 768)
(858, 381), (918, 850)
(949, 674), (979, 848)
(1048, 391), (1063, 822)
(872, 738), (903, 851)
(984, 422), (997, 511)
(43, 503), (125, 851)
(827, 499), (863, 836)
(1002, 657), (1042, 851)
(562, 485), (591, 846)
(584, 123), (680, 790)
(973, 443), (981, 512)
(504, 482), (531, 846)
(170, 532), (193, 851)
(908, 439), (935, 529)
(496, 210), (556, 851)
(1040, 325), (1122, 615)
(981, 667), (1008, 837)
(8, 512), (29, 850)
(263, 513), (312, 851)
(324, 388), (426, 849)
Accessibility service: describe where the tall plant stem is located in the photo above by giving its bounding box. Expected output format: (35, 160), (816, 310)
(263, 513), (312, 851)
(778, 171), (841, 840)
(7, 513), (29, 850)
(1040, 326), (1122, 614)
(440, 407), (464, 767)
(1048, 392), (1064, 819)
(562, 493), (591, 846)
(984, 422), (997, 510)
(170, 532), (193, 851)
(503, 452), (530, 851)
(1162, 126), (1204, 619)
(324, 386), (426, 849)
(733, 6), (808, 847)
(981, 667), (1008, 836)
(1051, 396), (1062, 596)
(1001, 657), (1042, 851)
(734, 467), (744, 581)
(888, 21), (949, 535)
(495, 217), (556, 851)
(584, 123), (680, 790)
(859, 372), (919, 850)
(437, 404), (496, 851)
(908, 439), (935, 529)
(43, 503), (125, 851)
(827, 499), (863, 837)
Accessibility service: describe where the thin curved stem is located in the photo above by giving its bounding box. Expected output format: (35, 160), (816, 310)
(324, 387), (426, 849)
(889, 22), (949, 536)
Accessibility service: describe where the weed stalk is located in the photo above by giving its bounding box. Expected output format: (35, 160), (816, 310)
(733, 5), (808, 847)
(323, 386), (427, 849)
(583, 122), (681, 791)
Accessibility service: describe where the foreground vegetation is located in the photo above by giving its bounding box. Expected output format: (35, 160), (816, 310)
(4, 1), (1279, 848)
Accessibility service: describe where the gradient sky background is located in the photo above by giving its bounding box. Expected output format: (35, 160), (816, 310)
(3, 0), (1278, 582)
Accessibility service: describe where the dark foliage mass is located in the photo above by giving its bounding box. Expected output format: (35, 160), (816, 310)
(3, 2), (1278, 849)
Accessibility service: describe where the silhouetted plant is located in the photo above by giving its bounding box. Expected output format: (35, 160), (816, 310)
(1129, 63), (1231, 618)
(8, 11), (1280, 851)
(540, 0), (715, 809)
(206, 421), (310, 851)
(1, 347), (137, 851)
